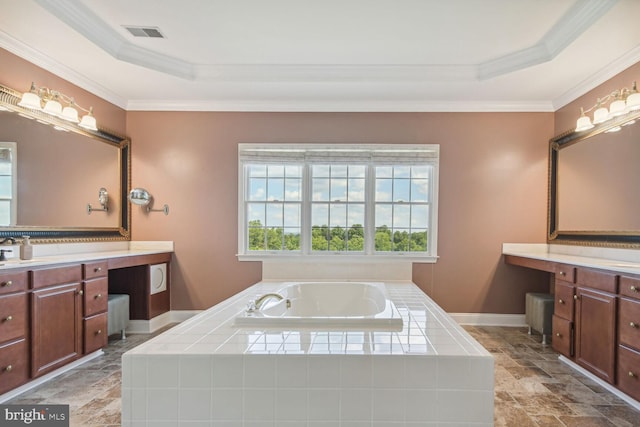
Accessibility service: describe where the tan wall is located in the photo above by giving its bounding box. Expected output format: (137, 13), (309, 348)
(127, 112), (553, 313)
(555, 61), (640, 135)
(2, 46), (557, 315)
(0, 48), (126, 135)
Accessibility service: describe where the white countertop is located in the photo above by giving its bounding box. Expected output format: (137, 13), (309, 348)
(503, 243), (640, 275)
(125, 280), (491, 357)
(0, 241), (173, 270)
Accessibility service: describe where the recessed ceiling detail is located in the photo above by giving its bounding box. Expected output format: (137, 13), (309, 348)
(1, 0), (638, 112)
(33, 0), (617, 83)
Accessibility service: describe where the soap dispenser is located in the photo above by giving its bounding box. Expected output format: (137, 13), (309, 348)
(20, 235), (33, 260)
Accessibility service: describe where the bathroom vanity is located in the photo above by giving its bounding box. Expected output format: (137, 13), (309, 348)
(0, 241), (173, 398)
(504, 243), (640, 408)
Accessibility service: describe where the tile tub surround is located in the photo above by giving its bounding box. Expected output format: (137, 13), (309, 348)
(121, 281), (494, 426)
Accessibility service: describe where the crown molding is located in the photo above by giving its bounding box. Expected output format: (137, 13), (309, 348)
(126, 98), (554, 113)
(34, 0), (194, 79)
(552, 44), (640, 110)
(0, 30), (127, 109)
(478, 0), (617, 80)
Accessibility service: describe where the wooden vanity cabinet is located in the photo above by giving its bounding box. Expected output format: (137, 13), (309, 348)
(574, 268), (617, 384)
(30, 265), (83, 378)
(0, 270), (29, 394)
(552, 264), (575, 358)
(618, 276), (640, 400)
(82, 261), (108, 354)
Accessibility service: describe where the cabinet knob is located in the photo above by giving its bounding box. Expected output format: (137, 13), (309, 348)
(4, 315), (12, 322)
(95, 293), (103, 299)
(630, 371), (636, 378)
(631, 286), (638, 292)
(77, 290), (84, 296)
(558, 299), (564, 304)
(1, 280), (12, 287)
(4, 365), (12, 372)
(559, 271), (566, 276)
(556, 333), (562, 337)
(631, 322), (637, 328)
(573, 295), (579, 301)
(94, 267), (102, 272)
(95, 329), (102, 335)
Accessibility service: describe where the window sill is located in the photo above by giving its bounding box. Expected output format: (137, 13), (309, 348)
(236, 253), (438, 263)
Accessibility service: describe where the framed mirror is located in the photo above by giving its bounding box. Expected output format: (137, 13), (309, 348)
(0, 83), (130, 242)
(548, 109), (640, 247)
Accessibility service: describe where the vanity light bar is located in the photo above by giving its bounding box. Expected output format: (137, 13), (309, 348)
(575, 81), (640, 132)
(17, 82), (98, 131)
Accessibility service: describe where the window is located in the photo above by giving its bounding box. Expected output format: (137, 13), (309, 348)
(0, 142), (17, 226)
(238, 144), (439, 261)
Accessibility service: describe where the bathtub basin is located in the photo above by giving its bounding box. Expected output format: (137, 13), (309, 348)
(234, 281), (403, 330)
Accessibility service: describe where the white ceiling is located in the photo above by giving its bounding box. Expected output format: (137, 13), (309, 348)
(1, 0), (639, 112)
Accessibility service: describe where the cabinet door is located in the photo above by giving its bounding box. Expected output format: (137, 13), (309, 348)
(84, 277), (108, 317)
(0, 339), (29, 394)
(618, 345), (640, 402)
(0, 293), (27, 343)
(575, 287), (616, 384)
(554, 280), (575, 321)
(31, 283), (82, 378)
(552, 315), (573, 357)
(84, 312), (108, 354)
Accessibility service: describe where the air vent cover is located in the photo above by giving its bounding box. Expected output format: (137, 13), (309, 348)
(124, 26), (165, 38)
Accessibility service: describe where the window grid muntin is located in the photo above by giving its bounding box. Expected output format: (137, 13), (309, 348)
(246, 163), (302, 252)
(374, 165), (431, 253)
(311, 164), (366, 252)
(239, 145), (438, 258)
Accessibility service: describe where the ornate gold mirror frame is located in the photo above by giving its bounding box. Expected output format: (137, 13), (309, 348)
(0, 83), (130, 242)
(548, 109), (640, 247)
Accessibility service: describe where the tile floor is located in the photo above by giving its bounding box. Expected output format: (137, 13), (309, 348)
(5, 326), (640, 426)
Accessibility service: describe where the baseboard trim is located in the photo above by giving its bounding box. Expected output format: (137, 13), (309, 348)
(559, 355), (640, 412)
(0, 350), (103, 403)
(127, 310), (202, 334)
(449, 313), (527, 327)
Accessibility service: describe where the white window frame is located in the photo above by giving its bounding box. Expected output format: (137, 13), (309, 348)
(0, 142), (17, 226)
(238, 143), (439, 263)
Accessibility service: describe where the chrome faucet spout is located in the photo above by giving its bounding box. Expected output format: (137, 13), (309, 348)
(246, 293), (291, 313)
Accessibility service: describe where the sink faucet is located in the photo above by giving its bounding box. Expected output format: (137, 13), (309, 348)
(246, 293), (291, 313)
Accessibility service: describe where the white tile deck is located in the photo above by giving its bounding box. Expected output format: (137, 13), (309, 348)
(122, 281), (494, 426)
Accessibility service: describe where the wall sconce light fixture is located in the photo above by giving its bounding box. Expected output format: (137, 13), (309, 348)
(87, 187), (109, 214)
(575, 81), (640, 132)
(18, 82), (98, 131)
(129, 188), (169, 215)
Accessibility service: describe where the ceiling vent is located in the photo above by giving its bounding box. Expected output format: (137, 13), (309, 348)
(123, 26), (165, 38)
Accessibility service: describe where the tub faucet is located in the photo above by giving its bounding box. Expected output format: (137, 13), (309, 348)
(246, 293), (291, 313)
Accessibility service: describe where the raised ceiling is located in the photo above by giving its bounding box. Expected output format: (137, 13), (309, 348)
(0, 0), (639, 112)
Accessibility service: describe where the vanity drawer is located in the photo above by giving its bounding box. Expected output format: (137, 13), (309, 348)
(554, 264), (575, 283)
(84, 312), (107, 354)
(84, 277), (108, 317)
(620, 276), (640, 300)
(0, 293), (27, 343)
(575, 268), (618, 294)
(554, 281), (575, 320)
(619, 298), (640, 350)
(618, 345), (640, 402)
(552, 315), (573, 357)
(0, 271), (28, 295)
(0, 338), (29, 395)
(31, 265), (82, 289)
(83, 261), (108, 280)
